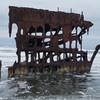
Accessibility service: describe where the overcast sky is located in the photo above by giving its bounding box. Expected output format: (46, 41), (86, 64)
(0, 0), (100, 49)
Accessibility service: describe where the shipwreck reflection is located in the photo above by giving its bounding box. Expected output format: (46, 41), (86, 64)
(25, 74), (88, 96)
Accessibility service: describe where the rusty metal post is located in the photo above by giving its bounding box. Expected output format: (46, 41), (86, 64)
(25, 51), (28, 63)
(31, 51), (34, 63)
(16, 51), (21, 63)
(75, 27), (78, 49)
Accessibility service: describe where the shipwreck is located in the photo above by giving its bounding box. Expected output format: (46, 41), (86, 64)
(8, 6), (100, 77)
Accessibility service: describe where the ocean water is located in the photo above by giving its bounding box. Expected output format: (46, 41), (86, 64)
(0, 48), (100, 100)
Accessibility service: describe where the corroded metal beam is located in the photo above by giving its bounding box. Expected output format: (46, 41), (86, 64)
(9, 6), (93, 37)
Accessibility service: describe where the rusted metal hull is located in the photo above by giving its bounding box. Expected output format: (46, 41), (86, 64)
(8, 61), (91, 77)
(8, 6), (95, 77)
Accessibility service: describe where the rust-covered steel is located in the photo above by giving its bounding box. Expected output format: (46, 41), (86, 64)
(8, 6), (100, 76)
